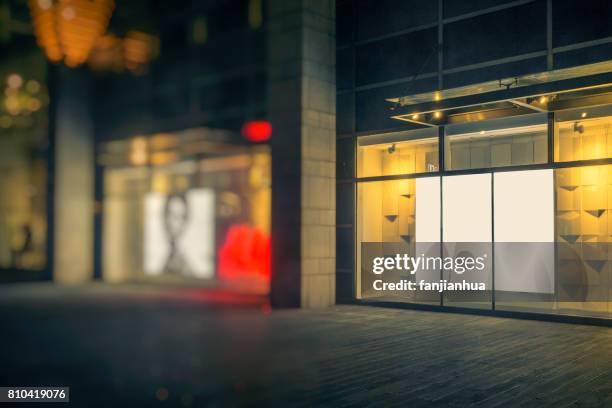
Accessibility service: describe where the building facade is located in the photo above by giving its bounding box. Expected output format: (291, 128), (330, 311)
(3, 0), (612, 320)
(335, 0), (612, 320)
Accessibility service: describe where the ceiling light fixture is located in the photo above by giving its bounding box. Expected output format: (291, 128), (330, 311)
(29, 0), (115, 67)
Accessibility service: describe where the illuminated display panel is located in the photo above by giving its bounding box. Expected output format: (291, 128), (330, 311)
(442, 173), (492, 309)
(144, 189), (215, 279)
(494, 170), (555, 303)
(442, 174), (492, 243)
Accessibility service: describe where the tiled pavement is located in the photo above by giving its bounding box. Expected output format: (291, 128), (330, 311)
(0, 283), (610, 407)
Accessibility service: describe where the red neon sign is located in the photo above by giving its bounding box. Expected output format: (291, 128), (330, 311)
(241, 120), (272, 142)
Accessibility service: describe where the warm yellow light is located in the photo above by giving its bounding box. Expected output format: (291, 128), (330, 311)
(37, 0), (51, 10)
(479, 130), (485, 135)
(5, 96), (20, 115)
(434, 91), (441, 101)
(433, 111), (442, 119)
(28, 0), (115, 67)
(581, 112), (587, 118)
(411, 113), (419, 120)
(28, 98), (41, 112)
(123, 31), (159, 74)
(539, 96), (548, 104)
(150, 151), (179, 166)
(25, 80), (40, 94)
(7, 73), (23, 89)
(61, 6), (75, 20)
(129, 137), (148, 166)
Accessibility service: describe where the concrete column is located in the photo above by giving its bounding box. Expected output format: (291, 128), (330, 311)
(268, 0), (336, 308)
(53, 68), (94, 284)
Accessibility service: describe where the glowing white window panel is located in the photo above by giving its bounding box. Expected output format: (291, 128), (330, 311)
(493, 169), (554, 242)
(442, 174), (492, 242)
(493, 169), (554, 294)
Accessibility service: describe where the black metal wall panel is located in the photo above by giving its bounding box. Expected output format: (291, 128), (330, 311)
(552, 0), (612, 47)
(356, 0), (437, 40)
(355, 28), (438, 86)
(443, 1), (546, 69)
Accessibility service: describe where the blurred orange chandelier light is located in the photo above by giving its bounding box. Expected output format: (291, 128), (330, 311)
(28, 0), (115, 67)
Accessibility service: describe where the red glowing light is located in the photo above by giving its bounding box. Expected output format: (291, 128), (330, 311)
(218, 224), (271, 292)
(241, 120), (272, 142)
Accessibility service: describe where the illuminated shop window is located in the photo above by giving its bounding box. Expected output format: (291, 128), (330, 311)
(555, 106), (612, 162)
(100, 130), (271, 293)
(357, 129), (439, 178)
(356, 177), (441, 303)
(445, 115), (547, 171)
(555, 164), (612, 318)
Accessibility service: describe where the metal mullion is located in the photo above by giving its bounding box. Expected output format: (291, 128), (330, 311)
(491, 172), (495, 311)
(442, 0), (536, 24)
(439, 125), (445, 306)
(354, 157), (612, 185)
(437, 0), (443, 90)
(547, 111), (555, 164)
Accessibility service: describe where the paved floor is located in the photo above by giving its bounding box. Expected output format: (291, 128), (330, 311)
(0, 283), (610, 407)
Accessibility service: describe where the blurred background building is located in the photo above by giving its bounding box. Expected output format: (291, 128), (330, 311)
(0, 0), (336, 308)
(1, 0), (612, 320)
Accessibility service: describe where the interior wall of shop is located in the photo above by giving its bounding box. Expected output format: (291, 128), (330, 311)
(335, 0), (612, 302)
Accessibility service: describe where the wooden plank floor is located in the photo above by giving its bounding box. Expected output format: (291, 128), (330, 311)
(0, 283), (610, 407)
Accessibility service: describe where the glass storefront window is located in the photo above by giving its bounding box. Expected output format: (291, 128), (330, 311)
(445, 114), (547, 171)
(357, 129), (438, 177)
(555, 164), (611, 317)
(555, 106), (612, 162)
(356, 177), (441, 304)
(493, 170), (556, 313)
(356, 166), (612, 318)
(100, 130), (271, 294)
(355, 109), (612, 318)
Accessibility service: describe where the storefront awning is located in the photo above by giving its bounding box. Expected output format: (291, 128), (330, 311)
(388, 60), (612, 127)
